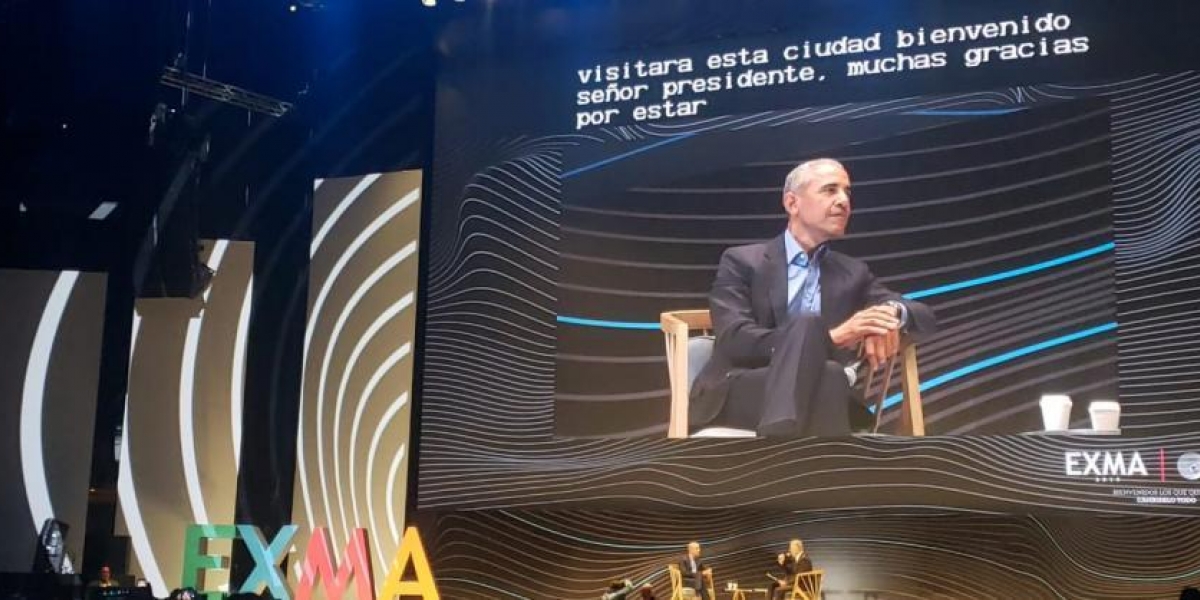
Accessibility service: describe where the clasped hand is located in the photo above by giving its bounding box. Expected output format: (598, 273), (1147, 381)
(830, 304), (901, 371)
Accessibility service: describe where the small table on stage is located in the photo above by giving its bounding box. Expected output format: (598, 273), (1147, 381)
(727, 589), (770, 600)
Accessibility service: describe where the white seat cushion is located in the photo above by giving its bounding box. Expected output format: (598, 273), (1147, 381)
(692, 427), (757, 438)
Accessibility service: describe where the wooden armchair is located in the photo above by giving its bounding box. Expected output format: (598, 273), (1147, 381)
(666, 563), (714, 600)
(784, 569), (824, 600)
(667, 564), (684, 600)
(661, 309), (926, 438)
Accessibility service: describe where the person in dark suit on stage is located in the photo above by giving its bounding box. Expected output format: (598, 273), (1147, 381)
(678, 542), (713, 600)
(690, 158), (936, 436)
(769, 539), (813, 599)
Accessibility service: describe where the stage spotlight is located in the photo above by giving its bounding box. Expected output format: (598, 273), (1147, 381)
(421, 0), (436, 6)
(290, 0), (324, 11)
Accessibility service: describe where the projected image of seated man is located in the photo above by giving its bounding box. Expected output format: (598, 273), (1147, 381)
(689, 158), (936, 436)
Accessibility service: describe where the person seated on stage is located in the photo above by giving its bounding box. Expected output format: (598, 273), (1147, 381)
(769, 539), (814, 599)
(678, 541), (714, 600)
(690, 158), (936, 437)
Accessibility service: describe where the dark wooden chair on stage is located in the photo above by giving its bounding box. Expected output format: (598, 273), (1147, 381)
(660, 309), (926, 438)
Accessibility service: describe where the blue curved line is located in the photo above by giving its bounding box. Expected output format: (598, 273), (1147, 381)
(873, 321), (1117, 413)
(903, 108), (1024, 116)
(557, 243), (1114, 330)
(561, 132), (696, 179)
(557, 315), (661, 330)
(903, 242), (1114, 300)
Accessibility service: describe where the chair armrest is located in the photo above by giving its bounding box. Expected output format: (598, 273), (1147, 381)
(661, 310), (711, 439)
(899, 343), (924, 435)
(663, 313), (690, 439)
(660, 310), (712, 332)
(866, 340), (924, 436)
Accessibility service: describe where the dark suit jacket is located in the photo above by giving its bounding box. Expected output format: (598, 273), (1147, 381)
(678, 556), (710, 592)
(690, 235), (936, 428)
(778, 552), (813, 578)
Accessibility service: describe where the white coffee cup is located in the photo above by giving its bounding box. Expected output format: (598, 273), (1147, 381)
(1088, 400), (1121, 432)
(1039, 394), (1073, 431)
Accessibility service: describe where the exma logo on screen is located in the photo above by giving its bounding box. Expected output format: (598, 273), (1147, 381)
(1062, 449), (1200, 483)
(1064, 450), (1150, 483)
(182, 525), (439, 600)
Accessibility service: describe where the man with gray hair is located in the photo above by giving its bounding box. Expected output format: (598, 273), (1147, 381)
(689, 158), (936, 436)
(677, 541), (712, 600)
(770, 538), (813, 599)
